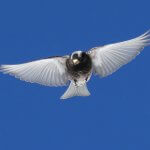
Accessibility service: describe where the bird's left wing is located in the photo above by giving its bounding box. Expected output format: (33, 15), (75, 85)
(0, 56), (69, 86)
(88, 30), (150, 77)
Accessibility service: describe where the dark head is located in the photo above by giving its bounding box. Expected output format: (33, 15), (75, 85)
(71, 51), (89, 65)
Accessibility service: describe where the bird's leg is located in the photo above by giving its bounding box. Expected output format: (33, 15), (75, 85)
(74, 79), (77, 86)
(85, 77), (88, 81)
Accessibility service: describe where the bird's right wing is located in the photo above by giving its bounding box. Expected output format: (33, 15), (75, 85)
(88, 30), (150, 77)
(0, 56), (70, 86)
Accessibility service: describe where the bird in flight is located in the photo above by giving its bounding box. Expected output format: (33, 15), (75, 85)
(0, 30), (150, 99)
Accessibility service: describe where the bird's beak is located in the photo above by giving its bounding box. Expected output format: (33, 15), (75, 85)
(73, 59), (80, 65)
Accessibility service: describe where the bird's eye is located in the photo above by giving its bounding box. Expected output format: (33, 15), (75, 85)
(81, 52), (86, 57)
(73, 54), (78, 59)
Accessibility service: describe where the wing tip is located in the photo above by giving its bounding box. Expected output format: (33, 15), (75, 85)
(137, 29), (150, 46)
(0, 65), (12, 73)
(0, 65), (6, 72)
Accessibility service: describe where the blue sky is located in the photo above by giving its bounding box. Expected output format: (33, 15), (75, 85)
(0, 0), (150, 150)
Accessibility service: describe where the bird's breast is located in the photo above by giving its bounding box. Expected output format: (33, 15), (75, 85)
(66, 55), (92, 77)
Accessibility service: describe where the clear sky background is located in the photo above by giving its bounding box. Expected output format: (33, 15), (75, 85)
(0, 0), (150, 150)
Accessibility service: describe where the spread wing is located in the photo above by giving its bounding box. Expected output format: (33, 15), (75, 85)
(0, 56), (69, 86)
(88, 30), (150, 77)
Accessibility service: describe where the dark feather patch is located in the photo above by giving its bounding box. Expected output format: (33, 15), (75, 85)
(66, 53), (92, 78)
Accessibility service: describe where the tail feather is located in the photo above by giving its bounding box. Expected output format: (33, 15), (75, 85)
(60, 82), (90, 99)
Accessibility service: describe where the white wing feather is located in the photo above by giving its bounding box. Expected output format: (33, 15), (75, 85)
(89, 30), (150, 77)
(0, 57), (69, 86)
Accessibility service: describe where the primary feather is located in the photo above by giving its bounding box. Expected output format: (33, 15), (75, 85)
(0, 57), (69, 86)
(89, 30), (150, 77)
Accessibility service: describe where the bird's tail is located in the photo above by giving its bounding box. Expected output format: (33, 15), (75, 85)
(60, 81), (90, 99)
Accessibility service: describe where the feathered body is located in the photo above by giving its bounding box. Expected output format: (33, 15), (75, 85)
(0, 30), (150, 99)
(66, 52), (92, 85)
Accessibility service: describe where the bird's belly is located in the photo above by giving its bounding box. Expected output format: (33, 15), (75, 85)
(68, 62), (92, 77)
(66, 57), (92, 86)
(70, 71), (92, 86)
